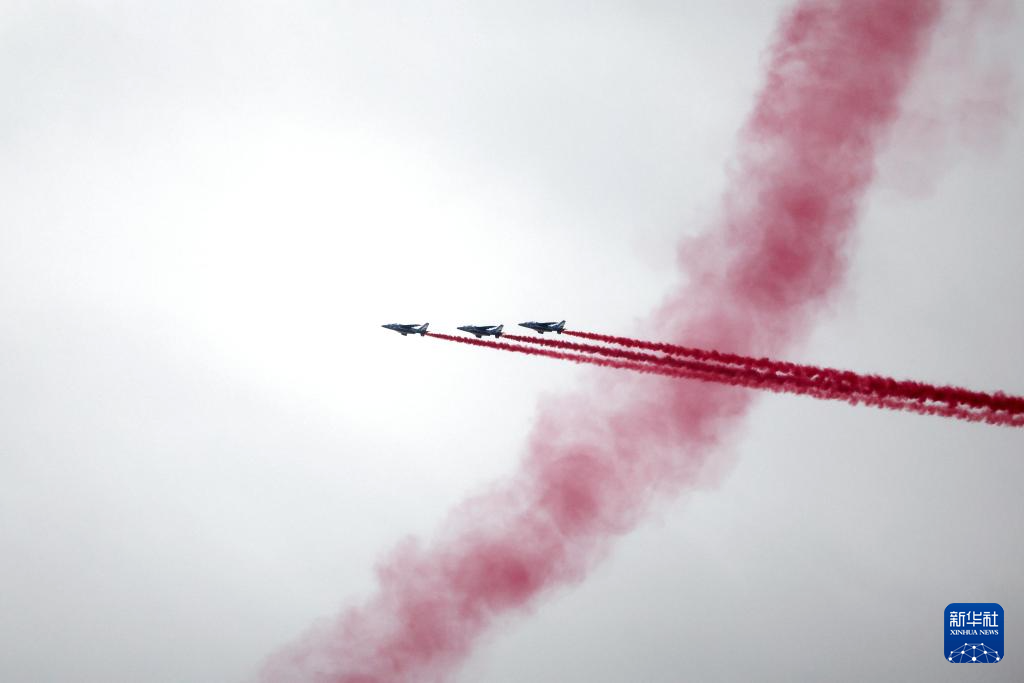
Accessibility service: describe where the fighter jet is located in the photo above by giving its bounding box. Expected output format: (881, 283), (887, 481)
(518, 320), (566, 334)
(382, 322), (429, 336)
(457, 324), (503, 338)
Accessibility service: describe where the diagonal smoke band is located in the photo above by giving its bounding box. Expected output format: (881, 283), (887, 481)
(260, 2), (957, 681)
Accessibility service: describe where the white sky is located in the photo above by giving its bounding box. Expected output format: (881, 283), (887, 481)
(1, 2), (1022, 681)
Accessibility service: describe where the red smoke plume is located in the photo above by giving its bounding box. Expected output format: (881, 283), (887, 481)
(496, 333), (1024, 427)
(563, 329), (1024, 414)
(261, 2), (948, 681)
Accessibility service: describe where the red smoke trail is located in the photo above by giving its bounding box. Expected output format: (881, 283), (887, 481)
(433, 332), (833, 397)
(426, 334), (824, 402)
(564, 329), (1024, 414)
(262, 3), (948, 681)
(855, 394), (1024, 428)
(427, 333), (715, 380)
(501, 333), (1023, 427)
(565, 328), (819, 376)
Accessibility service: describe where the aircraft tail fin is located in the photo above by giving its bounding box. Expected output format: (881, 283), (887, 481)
(496, 324), (503, 337)
(418, 323), (429, 335)
(557, 320), (565, 332)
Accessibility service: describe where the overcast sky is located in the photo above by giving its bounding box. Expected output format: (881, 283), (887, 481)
(1, 2), (1022, 681)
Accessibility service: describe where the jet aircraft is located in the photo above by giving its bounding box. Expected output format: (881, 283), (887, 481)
(457, 324), (503, 338)
(519, 320), (566, 334)
(382, 322), (429, 336)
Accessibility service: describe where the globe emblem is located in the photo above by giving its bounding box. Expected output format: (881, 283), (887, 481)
(948, 644), (1000, 663)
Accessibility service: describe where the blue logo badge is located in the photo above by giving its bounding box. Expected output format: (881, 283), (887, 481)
(945, 603), (1003, 663)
